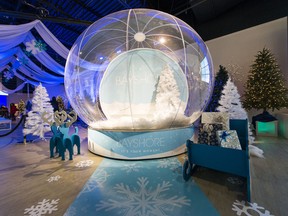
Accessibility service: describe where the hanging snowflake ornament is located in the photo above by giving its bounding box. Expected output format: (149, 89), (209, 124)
(3, 70), (14, 81)
(13, 60), (21, 70)
(24, 199), (59, 216)
(35, 40), (47, 52)
(19, 57), (29, 65)
(25, 39), (47, 53)
(75, 160), (94, 168)
(232, 200), (274, 216)
(96, 177), (190, 215)
(22, 47), (32, 57)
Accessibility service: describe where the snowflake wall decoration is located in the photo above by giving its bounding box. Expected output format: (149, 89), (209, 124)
(96, 177), (190, 216)
(24, 199), (59, 216)
(75, 160), (94, 168)
(232, 200), (274, 216)
(47, 175), (61, 183)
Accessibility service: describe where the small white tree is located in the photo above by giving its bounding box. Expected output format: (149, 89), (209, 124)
(155, 64), (181, 115)
(23, 83), (54, 139)
(217, 77), (255, 144)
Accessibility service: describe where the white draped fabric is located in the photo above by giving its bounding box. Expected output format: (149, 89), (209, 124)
(0, 81), (27, 94)
(25, 33), (65, 75)
(34, 21), (69, 59)
(0, 20), (38, 52)
(0, 20), (70, 90)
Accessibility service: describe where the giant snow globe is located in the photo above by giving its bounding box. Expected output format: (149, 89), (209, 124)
(65, 9), (214, 159)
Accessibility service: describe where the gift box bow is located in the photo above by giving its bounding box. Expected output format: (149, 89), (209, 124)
(219, 130), (231, 143)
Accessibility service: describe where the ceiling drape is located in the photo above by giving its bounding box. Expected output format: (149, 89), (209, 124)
(0, 20), (70, 93)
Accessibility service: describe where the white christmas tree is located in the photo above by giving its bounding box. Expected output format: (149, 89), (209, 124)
(217, 77), (264, 157)
(155, 64), (181, 116)
(23, 83), (54, 139)
(217, 77), (254, 142)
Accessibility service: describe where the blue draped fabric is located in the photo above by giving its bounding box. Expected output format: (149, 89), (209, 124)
(0, 20), (69, 87)
(0, 21), (37, 52)
(0, 81), (28, 94)
(0, 47), (64, 83)
(24, 33), (65, 75)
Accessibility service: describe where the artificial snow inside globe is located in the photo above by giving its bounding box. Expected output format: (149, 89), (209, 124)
(65, 9), (214, 159)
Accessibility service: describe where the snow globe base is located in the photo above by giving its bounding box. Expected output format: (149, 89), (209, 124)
(88, 127), (194, 160)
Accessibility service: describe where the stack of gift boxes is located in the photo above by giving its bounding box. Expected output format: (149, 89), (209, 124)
(197, 112), (241, 150)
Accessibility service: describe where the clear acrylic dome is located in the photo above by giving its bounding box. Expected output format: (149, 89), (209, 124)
(65, 8), (214, 131)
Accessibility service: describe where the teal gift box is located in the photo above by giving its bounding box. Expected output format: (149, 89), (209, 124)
(216, 130), (241, 150)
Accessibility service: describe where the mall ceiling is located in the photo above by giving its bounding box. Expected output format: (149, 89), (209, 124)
(0, 0), (287, 49)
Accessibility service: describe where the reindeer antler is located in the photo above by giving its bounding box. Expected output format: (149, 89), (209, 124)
(66, 110), (77, 127)
(42, 111), (54, 126)
(54, 110), (68, 126)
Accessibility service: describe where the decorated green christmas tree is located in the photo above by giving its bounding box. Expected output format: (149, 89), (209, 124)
(205, 65), (229, 112)
(18, 99), (26, 115)
(56, 95), (65, 111)
(242, 48), (288, 111)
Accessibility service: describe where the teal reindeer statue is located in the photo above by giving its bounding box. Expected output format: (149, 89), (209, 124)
(43, 110), (80, 160)
(42, 112), (63, 158)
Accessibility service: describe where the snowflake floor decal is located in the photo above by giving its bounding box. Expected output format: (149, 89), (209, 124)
(63, 206), (77, 216)
(75, 160), (94, 168)
(157, 157), (180, 170)
(80, 168), (110, 194)
(47, 175), (61, 183)
(24, 199), (59, 216)
(96, 176), (190, 216)
(120, 163), (141, 173)
(65, 157), (220, 216)
(232, 200), (274, 216)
